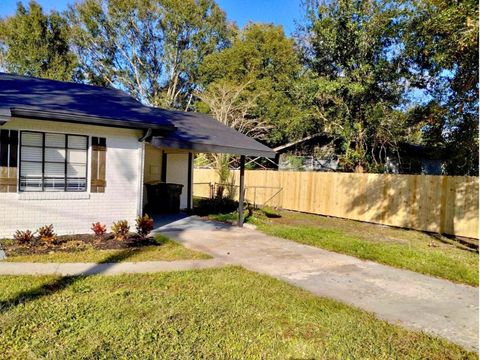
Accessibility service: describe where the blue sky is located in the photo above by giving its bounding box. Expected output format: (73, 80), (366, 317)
(0, 0), (304, 35)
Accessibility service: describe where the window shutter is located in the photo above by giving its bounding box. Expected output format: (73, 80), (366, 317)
(0, 130), (18, 193)
(91, 137), (106, 193)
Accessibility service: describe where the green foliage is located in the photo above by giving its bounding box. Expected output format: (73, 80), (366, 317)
(0, 269), (473, 358)
(199, 23), (302, 144)
(215, 153), (230, 184)
(0, 1), (77, 80)
(111, 220), (130, 241)
(68, 0), (231, 109)
(36, 224), (57, 245)
(0, 0), (476, 175)
(13, 230), (36, 245)
(402, 0), (479, 175)
(297, 1), (411, 172)
(193, 153), (212, 167)
(213, 153), (237, 199)
(135, 214), (154, 239)
(194, 197), (238, 216)
(284, 155), (304, 171)
(297, 0), (478, 174)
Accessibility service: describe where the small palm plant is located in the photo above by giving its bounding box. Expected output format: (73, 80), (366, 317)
(111, 220), (130, 241)
(37, 224), (57, 245)
(135, 214), (154, 240)
(91, 222), (107, 241)
(13, 230), (36, 245)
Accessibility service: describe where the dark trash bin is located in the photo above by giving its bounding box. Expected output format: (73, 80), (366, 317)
(145, 181), (184, 213)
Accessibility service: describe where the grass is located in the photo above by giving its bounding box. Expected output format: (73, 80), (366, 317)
(209, 208), (479, 286)
(0, 267), (474, 359)
(2, 235), (210, 263)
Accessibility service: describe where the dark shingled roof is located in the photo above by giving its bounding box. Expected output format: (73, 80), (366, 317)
(0, 73), (275, 157)
(149, 111), (276, 157)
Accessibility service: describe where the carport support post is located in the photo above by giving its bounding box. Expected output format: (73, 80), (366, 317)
(238, 155), (246, 227)
(187, 152), (193, 212)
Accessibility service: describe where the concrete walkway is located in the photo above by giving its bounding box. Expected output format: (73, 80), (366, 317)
(0, 259), (225, 276)
(156, 216), (479, 351)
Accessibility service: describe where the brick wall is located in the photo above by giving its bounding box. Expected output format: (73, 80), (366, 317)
(0, 118), (144, 237)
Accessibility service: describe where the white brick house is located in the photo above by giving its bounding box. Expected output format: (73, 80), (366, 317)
(0, 73), (274, 238)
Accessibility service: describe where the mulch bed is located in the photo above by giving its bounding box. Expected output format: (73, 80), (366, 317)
(1, 233), (159, 257)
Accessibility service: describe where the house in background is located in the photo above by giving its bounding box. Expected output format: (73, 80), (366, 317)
(274, 134), (341, 171)
(0, 73), (274, 238)
(274, 134), (446, 174)
(385, 142), (446, 175)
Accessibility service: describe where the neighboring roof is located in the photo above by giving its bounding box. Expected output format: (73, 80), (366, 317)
(273, 133), (326, 152)
(398, 142), (447, 160)
(273, 132), (446, 161)
(0, 73), (275, 158)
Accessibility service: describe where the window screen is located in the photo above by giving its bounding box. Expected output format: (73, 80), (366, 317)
(20, 131), (88, 192)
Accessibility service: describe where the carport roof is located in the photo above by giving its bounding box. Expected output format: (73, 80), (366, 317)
(0, 73), (275, 158)
(149, 111), (275, 158)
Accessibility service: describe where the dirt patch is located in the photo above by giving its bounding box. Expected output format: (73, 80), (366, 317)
(1, 233), (161, 257)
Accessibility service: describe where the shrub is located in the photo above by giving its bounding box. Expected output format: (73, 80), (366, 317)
(37, 224), (57, 245)
(111, 220), (130, 241)
(13, 230), (36, 245)
(194, 197), (239, 216)
(91, 222), (107, 239)
(285, 155), (304, 171)
(135, 214), (154, 239)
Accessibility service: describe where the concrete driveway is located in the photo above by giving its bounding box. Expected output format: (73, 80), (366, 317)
(156, 215), (479, 351)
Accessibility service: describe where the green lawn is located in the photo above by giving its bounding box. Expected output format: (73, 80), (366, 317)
(0, 267), (474, 358)
(209, 208), (479, 286)
(2, 235), (210, 263)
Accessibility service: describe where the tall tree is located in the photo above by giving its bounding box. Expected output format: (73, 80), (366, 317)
(403, 0), (479, 175)
(196, 80), (271, 139)
(297, 0), (412, 172)
(68, 0), (231, 108)
(198, 23), (302, 145)
(196, 80), (271, 184)
(0, 1), (77, 81)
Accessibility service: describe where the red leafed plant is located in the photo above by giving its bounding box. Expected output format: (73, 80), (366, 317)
(91, 222), (107, 239)
(135, 214), (154, 239)
(111, 220), (130, 241)
(13, 230), (36, 245)
(37, 224), (57, 245)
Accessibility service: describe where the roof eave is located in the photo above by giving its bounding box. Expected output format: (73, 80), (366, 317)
(0, 108), (11, 126)
(152, 137), (276, 158)
(9, 107), (176, 132)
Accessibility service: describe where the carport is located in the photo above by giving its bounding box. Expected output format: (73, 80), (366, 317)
(142, 110), (276, 226)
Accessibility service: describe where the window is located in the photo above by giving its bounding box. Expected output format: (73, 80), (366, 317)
(20, 131), (88, 192)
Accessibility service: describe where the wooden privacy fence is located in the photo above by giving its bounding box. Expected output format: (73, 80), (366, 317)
(194, 169), (479, 239)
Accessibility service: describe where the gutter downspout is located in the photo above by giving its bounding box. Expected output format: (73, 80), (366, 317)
(138, 128), (153, 142)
